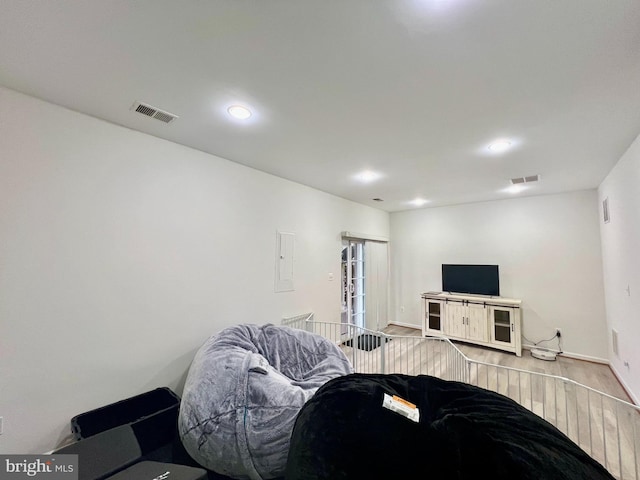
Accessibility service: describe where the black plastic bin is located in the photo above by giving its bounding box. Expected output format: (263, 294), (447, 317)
(71, 387), (180, 441)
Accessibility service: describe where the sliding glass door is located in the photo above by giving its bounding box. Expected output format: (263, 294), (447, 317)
(364, 240), (389, 331)
(341, 237), (389, 332)
(342, 239), (366, 329)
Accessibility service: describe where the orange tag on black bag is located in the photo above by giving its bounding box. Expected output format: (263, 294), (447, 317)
(382, 393), (419, 422)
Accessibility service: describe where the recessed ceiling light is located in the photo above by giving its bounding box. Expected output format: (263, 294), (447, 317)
(409, 198), (429, 207)
(227, 105), (252, 120)
(487, 139), (513, 153)
(355, 170), (382, 183)
(504, 184), (527, 194)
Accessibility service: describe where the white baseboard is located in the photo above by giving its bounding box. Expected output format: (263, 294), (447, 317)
(559, 351), (608, 364)
(386, 320), (421, 331)
(609, 364), (640, 406)
(522, 343), (608, 364)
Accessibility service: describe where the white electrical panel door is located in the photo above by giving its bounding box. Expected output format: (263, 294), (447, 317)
(275, 231), (295, 292)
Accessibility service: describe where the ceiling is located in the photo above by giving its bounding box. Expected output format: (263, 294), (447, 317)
(2, 1), (640, 212)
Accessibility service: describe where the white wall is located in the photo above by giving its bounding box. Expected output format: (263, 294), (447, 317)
(0, 86), (389, 454)
(598, 131), (640, 403)
(390, 191), (608, 361)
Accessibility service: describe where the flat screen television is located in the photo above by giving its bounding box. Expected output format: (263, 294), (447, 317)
(442, 264), (500, 296)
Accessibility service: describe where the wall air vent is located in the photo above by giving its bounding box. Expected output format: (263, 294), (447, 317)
(130, 101), (178, 124)
(511, 174), (540, 185)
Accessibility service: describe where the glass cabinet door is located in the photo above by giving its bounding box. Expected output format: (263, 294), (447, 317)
(427, 301), (442, 331)
(492, 308), (513, 345)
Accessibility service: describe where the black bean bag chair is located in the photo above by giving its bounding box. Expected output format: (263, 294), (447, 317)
(285, 373), (614, 480)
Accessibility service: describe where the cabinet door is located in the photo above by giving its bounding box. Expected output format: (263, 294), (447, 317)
(425, 300), (443, 334)
(467, 303), (488, 342)
(490, 306), (514, 346)
(445, 303), (466, 338)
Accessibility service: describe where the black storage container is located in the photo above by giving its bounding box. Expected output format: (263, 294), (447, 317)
(71, 387), (180, 441)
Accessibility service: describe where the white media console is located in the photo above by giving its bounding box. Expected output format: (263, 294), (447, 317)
(421, 292), (522, 356)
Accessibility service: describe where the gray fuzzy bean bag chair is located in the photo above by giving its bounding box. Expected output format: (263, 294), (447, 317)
(178, 323), (353, 480)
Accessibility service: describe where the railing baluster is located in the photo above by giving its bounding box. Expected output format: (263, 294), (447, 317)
(587, 391), (593, 455)
(633, 409), (638, 480)
(616, 401), (622, 479)
(602, 395), (608, 473)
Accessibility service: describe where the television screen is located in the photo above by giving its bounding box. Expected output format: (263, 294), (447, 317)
(442, 264), (500, 296)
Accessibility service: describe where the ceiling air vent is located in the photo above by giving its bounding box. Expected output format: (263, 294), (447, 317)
(130, 101), (178, 124)
(511, 174), (540, 185)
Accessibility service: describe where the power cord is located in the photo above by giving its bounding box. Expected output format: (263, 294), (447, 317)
(523, 331), (563, 354)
